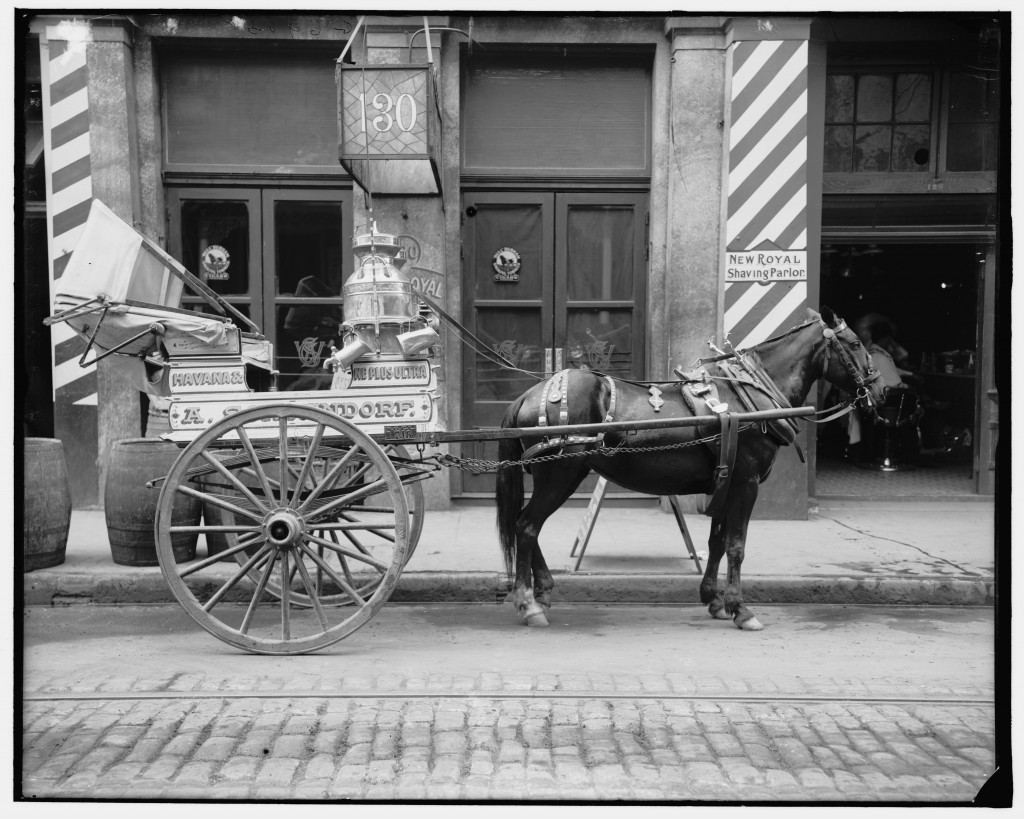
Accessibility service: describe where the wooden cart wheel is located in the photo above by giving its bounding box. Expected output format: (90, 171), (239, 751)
(154, 404), (409, 655)
(234, 443), (427, 608)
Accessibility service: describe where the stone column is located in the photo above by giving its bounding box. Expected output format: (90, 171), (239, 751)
(663, 17), (729, 374)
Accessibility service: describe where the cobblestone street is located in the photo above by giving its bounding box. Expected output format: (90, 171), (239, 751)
(24, 687), (994, 801)
(20, 603), (1001, 802)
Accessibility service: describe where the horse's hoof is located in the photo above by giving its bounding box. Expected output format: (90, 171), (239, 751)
(525, 611), (550, 628)
(710, 606), (731, 621)
(735, 615), (764, 631)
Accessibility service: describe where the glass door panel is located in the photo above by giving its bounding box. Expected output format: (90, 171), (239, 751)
(264, 191), (350, 391)
(557, 194), (646, 380)
(167, 189), (261, 320)
(461, 192), (554, 494)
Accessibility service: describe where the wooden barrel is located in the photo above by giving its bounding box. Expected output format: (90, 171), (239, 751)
(23, 438), (72, 571)
(145, 404), (171, 439)
(105, 438), (200, 566)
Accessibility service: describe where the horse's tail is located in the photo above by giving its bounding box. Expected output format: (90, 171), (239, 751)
(495, 394), (528, 579)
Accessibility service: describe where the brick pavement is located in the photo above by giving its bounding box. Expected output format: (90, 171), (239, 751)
(21, 673), (995, 802)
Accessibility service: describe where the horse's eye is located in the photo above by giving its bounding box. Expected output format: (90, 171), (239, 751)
(850, 340), (861, 349)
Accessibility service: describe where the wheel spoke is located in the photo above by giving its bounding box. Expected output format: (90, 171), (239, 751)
(179, 533), (265, 578)
(291, 423), (327, 507)
(304, 530), (389, 573)
(308, 520), (398, 532)
(236, 424), (278, 503)
(292, 554), (330, 631)
(280, 548), (291, 640)
(337, 526), (373, 558)
(172, 482), (265, 523)
(202, 544), (275, 613)
(306, 477), (390, 519)
(278, 418), (290, 506)
(296, 445), (365, 513)
(240, 548), (279, 635)
(329, 529), (359, 589)
(199, 449), (272, 515)
(339, 510), (397, 544)
(297, 541), (368, 606)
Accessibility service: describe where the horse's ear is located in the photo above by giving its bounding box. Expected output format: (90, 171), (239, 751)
(819, 305), (837, 327)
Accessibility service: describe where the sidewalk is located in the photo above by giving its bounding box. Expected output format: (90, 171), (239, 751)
(23, 498), (995, 607)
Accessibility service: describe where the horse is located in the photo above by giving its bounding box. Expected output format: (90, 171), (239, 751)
(495, 306), (885, 631)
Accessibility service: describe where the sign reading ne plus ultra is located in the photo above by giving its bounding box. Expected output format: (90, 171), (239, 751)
(349, 360), (432, 387)
(724, 250), (807, 283)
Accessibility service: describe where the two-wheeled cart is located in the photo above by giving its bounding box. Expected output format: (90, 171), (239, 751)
(46, 202), (811, 655)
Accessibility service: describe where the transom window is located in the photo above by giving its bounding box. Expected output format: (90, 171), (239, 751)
(824, 72), (934, 174)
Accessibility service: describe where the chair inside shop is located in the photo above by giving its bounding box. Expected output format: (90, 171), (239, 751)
(864, 389), (923, 472)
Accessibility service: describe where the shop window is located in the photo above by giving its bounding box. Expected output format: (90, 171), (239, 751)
(161, 45), (344, 174)
(824, 72), (933, 174)
(461, 50), (652, 177)
(945, 70), (999, 172)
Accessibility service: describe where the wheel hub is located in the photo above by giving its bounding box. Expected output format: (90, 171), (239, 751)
(264, 509), (305, 548)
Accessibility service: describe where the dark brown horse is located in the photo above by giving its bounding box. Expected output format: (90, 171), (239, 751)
(495, 307), (885, 630)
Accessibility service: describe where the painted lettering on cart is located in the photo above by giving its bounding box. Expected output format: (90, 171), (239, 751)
(170, 369), (246, 389)
(350, 361), (430, 385)
(175, 399), (426, 428)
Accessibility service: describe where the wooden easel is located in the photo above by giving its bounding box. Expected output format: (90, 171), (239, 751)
(569, 477), (704, 572)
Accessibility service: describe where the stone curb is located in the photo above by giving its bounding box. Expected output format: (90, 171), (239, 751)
(23, 570), (994, 607)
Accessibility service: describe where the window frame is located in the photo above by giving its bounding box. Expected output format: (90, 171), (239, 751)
(823, 65), (997, 195)
(159, 41), (349, 179)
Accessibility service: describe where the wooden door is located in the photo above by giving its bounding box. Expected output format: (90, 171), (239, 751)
(459, 191), (648, 495)
(167, 187), (351, 390)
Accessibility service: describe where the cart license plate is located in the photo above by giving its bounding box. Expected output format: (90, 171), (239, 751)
(383, 425), (418, 442)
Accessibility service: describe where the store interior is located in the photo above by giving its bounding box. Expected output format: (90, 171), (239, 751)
(815, 241), (984, 499)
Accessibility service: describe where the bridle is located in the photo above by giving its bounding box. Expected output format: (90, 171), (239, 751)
(818, 317), (882, 414)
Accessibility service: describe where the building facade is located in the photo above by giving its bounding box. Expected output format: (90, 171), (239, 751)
(20, 13), (1003, 516)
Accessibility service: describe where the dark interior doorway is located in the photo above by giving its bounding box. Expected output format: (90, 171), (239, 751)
(816, 241), (986, 498)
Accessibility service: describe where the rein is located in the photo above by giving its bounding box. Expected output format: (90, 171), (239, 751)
(415, 283), (877, 422)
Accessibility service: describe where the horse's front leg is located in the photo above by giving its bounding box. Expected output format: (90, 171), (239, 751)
(721, 477), (763, 631)
(510, 516), (549, 627)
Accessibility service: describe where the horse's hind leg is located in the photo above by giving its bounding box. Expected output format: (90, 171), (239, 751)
(512, 460), (590, 627)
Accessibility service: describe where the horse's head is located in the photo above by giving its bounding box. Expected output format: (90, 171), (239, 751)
(817, 306), (886, 409)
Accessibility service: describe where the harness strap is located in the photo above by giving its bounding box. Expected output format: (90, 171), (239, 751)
(603, 374), (617, 423)
(703, 410), (739, 519)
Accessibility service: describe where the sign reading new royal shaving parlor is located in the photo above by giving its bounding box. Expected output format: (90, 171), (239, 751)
(724, 250), (807, 283)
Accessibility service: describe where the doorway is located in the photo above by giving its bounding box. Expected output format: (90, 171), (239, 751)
(459, 191), (648, 495)
(816, 240), (990, 498)
(167, 188), (352, 391)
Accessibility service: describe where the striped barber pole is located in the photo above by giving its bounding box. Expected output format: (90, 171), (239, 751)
(42, 31), (96, 407)
(722, 37), (810, 351)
